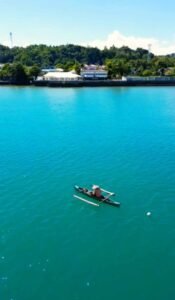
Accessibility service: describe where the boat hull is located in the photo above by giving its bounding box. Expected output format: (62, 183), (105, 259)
(74, 185), (120, 207)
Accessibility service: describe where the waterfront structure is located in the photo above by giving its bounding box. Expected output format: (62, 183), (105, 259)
(80, 65), (108, 80)
(122, 76), (175, 82)
(81, 69), (108, 80)
(40, 71), (82, 81)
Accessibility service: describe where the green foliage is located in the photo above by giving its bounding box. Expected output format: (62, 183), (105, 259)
(27, 65), (41, 80)
(0, 64), (13, 80)
(0, 63), (29, 84)
(142, 69), (153, 77)
(0, 45), (14, 63)
(11, 63), (29, 84)
(72, 62), (81, 74)
(165, 67), (175, 76)
(0, 43), (175, 78)
(106, 59), (131, 78)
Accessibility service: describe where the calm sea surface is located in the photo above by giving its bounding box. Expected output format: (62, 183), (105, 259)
(0, 86), (175, 300)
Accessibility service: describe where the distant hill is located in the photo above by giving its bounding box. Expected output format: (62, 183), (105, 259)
(0, 44), (151, 68)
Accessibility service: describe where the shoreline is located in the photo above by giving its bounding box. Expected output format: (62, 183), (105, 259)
(1, 79), (175, 88)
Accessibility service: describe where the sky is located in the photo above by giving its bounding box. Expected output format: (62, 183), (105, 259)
(1, 0), (175, 54)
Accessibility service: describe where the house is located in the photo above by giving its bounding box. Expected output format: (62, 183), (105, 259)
(81, 65), (108, 80)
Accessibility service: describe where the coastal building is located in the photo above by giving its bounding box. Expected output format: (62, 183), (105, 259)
(83, 64), (106, 70)
(80, 65), (108, 80)
(81, 70), (108, 80)
(40, 71), (82, 81)
(81, 69), (108, 80)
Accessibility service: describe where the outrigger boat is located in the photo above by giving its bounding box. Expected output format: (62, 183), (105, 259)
(74, 185), (120, 207)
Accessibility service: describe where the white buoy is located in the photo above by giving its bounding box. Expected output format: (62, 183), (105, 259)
(146, 212), (151, 216)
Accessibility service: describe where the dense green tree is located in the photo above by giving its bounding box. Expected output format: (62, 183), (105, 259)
(0, 63), (13, 80)
(0, 63), (29, 83)
(105, 59), (131, 78)
(142, 69), (153, 76)
(11, 63), (29, 84)
(0, 45), (14, 63)
(72, 62), (81, 74)
(27, 65), (41, 80)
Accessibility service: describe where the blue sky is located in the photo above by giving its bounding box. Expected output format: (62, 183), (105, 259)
(1, 0), (175, 54)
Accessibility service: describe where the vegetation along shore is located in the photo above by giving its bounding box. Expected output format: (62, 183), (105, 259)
(0, 44), (175, 85)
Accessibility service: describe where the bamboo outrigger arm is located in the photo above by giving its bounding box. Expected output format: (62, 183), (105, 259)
(100, 188), (115, 196)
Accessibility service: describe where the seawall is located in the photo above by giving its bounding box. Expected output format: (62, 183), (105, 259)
(1, 79), (175, 87)
(34, 79), (175, 87)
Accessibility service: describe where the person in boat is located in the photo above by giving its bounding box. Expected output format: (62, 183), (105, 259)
(92, 185), (102, 198)
(82, 188), (93, 196)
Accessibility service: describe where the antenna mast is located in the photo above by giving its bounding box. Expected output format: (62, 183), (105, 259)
(9, 32), (13, 48)
(147, 43), (152, 62)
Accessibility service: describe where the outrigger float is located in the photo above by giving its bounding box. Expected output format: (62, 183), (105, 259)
(74, 185), (120, 207)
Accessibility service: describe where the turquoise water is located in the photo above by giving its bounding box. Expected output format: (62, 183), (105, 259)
(0, 86), (175, 300)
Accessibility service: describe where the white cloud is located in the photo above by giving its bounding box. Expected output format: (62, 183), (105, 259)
(81, 31), (175, 55)
(2, 30), (175, 55)
(2, 40), (10, 47)
(2, 39), (34, 48)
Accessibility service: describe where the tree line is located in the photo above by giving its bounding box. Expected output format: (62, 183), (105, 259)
(0, 43), (175, 83)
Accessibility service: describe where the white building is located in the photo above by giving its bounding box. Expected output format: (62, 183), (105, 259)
(81, 70), (108, 80)
(40, 71), (82, 81)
